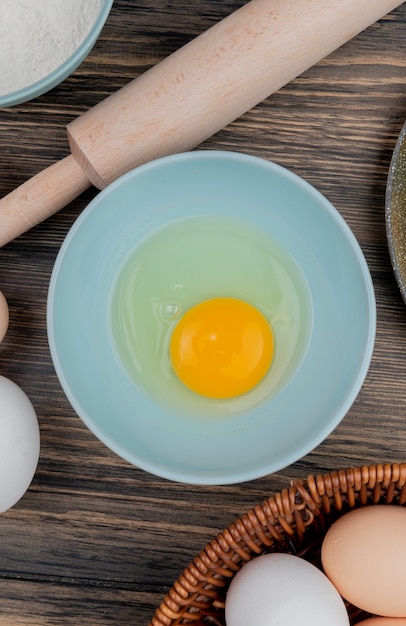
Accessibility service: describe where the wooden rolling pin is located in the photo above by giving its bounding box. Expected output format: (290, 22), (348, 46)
(0, 0), (403, 247)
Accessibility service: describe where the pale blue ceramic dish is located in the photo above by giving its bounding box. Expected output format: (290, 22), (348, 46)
(47, 151), (376, 485)
(0, 0), (113, 108)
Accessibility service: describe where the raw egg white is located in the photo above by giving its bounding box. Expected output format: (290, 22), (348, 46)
(321, 505), (406, 617)
(0, 291), (9, 343)
(225, 553), (349, 626)
(110, 215), (311, 418)
(0, 376), (40, 513)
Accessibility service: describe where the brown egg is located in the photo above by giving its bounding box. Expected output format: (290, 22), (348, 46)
(358, 617), (406, 626)
(0, 291), (9, 343)
(321, 505), (406, 617)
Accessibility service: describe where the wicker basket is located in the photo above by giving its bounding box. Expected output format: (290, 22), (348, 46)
(150, 463), (406, 625)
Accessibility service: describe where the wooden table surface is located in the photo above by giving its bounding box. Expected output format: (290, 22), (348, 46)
(1, 1), (406, 624)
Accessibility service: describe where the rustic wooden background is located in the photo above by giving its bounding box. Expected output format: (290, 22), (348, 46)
(0, 1), (406, 623)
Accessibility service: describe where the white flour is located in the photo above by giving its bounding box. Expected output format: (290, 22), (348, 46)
(0, 0), (102, 96)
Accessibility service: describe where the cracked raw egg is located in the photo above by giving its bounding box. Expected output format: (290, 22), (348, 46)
(110, 215), (310, 417)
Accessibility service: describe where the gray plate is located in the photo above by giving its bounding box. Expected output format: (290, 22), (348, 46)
(386, 120), (406, 303)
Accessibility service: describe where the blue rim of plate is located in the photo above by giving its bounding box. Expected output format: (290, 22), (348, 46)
(47, 151), (376, 485)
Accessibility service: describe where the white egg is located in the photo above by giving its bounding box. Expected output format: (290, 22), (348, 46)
(0, 376), (40, 513)
(225, 553), (349, 626)
(0, 291), (9, 343)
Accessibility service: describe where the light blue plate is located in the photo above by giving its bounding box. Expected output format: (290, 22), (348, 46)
(47, 151), (376, 485)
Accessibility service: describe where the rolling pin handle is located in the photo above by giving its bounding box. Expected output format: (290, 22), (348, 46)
(0, 155), (91, 247)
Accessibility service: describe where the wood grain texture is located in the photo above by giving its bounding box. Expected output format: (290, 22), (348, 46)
(1, 1), (406, 624)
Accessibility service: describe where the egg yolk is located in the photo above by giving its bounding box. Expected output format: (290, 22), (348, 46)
(169, 297), (274, 399)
